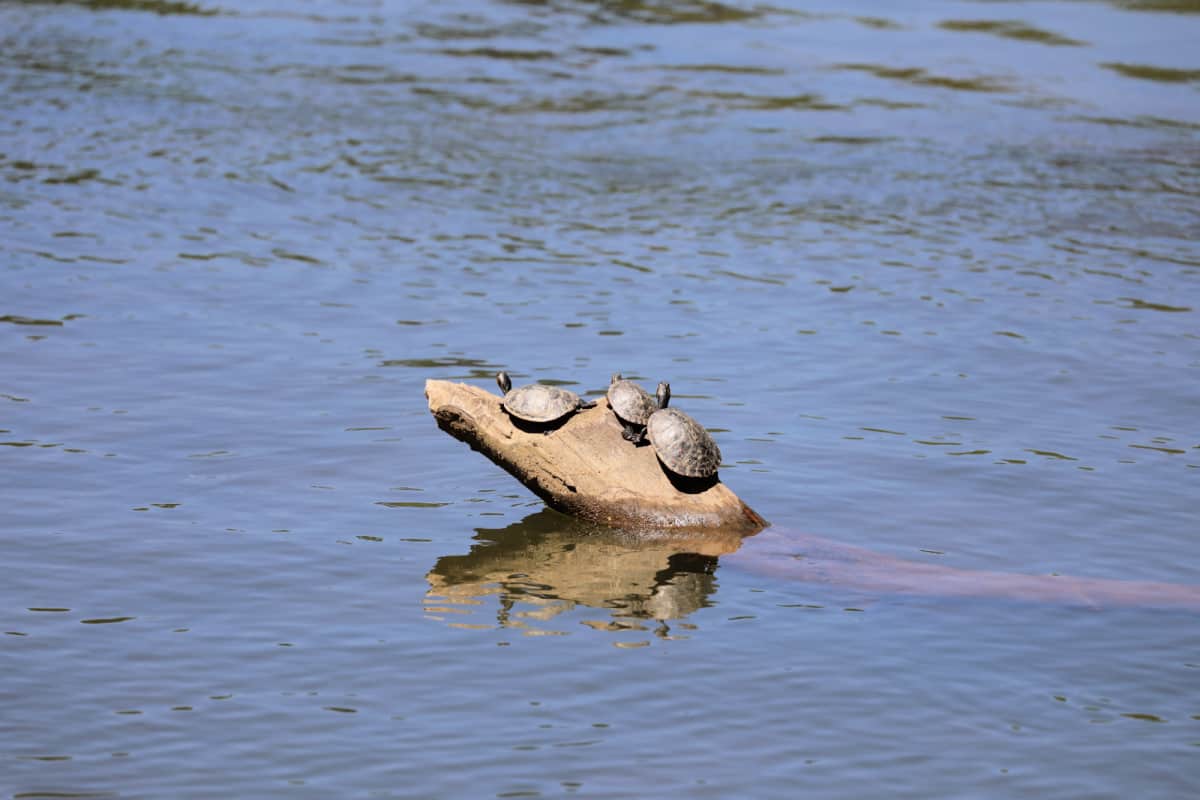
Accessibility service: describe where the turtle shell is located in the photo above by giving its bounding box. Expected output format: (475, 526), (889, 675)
(502, 384), (585, 423)
(606, 378), (657, 426)
(646, 408), (722, 478)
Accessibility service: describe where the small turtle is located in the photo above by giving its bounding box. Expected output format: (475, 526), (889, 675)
(496, 371), (594, 427)
(606, 373), (658, 443)
(645, 383), (722, 478)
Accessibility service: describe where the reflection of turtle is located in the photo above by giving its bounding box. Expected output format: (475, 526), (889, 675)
(496, 371), (594, 426)
(607, 373), (658, 443)
(646, 383), (722, 478)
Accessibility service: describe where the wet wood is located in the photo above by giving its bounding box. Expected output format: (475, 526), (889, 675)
(425, 379), (767, 534)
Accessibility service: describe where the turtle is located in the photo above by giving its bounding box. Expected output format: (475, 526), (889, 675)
(606, 373), (659, 443)
(645, 382), (723, 478)
(496, 371), (595, 427)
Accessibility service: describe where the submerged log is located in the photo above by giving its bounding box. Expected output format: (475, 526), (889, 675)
(425, 379), (767, 534)
(730, 529), (1200, 611)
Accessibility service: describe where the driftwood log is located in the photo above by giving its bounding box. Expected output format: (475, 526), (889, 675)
(733, 529), (1200, 610)
(425, 379), (766, 534)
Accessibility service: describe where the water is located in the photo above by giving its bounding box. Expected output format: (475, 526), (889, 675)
(3, 0), (1198, 797)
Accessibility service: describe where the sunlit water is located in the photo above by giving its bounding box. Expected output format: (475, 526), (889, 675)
(2, 0), (1198, 797)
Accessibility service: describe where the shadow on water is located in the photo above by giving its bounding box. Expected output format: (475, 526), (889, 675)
(424, 509), (745, 637)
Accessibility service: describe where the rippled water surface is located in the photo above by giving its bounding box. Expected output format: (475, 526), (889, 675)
(3, 0), (1199, 797)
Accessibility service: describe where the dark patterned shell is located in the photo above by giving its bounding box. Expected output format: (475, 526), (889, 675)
(502, 384), (585, 423)
(646, 408), (722, 478)
(606, 379), (657, 426)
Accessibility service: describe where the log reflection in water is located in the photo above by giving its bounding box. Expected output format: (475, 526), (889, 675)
(425, 509), (745, 634)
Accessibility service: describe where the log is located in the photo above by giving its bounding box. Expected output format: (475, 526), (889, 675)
(425, 379), (767, 534)
(730, 529), (1200, 611)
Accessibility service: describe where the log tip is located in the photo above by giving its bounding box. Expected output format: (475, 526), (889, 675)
(424, 378), (457, 412)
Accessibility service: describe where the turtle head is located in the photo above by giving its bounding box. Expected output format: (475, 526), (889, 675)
(496, 371), (512, 394)
(655, 381), (670, 409)
(610, 373), (622, 384)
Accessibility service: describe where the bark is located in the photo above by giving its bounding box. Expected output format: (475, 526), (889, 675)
(425, 379), (767, 534)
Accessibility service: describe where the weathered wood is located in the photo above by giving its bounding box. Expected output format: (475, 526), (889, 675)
(425, 379), (767, 534)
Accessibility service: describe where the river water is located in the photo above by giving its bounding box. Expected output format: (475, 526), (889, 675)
(2, 0), (1198, 797)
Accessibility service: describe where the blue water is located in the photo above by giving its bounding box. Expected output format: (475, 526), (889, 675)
(2, 0), (1198, 797)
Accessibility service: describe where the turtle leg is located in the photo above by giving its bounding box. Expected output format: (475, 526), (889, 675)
(621, 423), (649, 445)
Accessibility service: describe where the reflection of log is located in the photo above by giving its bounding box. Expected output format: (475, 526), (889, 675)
(425, 379), (766, 533)
(425, 509), (731, 629)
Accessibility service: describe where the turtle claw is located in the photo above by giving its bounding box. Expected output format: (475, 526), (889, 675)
(620, 425), (649, 445)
